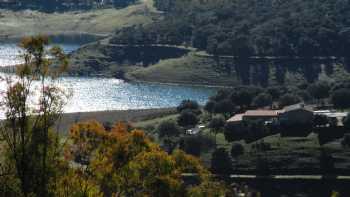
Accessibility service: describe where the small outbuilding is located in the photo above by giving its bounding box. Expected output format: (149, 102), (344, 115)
(279, 103), (314, 125)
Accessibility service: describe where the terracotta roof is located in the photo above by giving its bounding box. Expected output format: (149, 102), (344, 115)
(227, 113), (244, 122)
(244, 110), (280, 117)
(227, 110), (285, 122)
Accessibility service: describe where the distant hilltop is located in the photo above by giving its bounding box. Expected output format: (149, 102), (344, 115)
(0, 0), (138, 11)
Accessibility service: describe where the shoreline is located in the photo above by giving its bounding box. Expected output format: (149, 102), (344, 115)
(0, 108), (176, 134)
(0, 67), (230, 89)
(55, 108), (176, 134)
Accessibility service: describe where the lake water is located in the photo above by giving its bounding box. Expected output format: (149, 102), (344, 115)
(0, 44), (217, 118)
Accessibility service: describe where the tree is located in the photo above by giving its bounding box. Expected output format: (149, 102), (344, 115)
(177, 110), (199, 128)
(279, 93), (302, 108)
(252, 93), (272, 108)
(308, 81), (330, 102)
(204, 100), (216, 113)
(65, 120), (228, 196)
(297, 90), (312, 102)
(231, 88), (256, 109)
(177, 99), (201, 114)
(157, 120), (181, 138)
(213, 99), (236, 115)
(211, 148), (233, 175)
(157, 120), (182, 153)
(331, 88), (350, 109)
(208, 115), (226, 144)
(0, 36), (69, 197)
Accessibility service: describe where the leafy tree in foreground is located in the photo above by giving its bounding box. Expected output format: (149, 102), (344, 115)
(0, 36), (69, 197)
(65, 120), (228, 196)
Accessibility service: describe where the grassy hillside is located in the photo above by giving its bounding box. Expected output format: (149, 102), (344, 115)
(126, 53), (240, 86)
(0, 0), (159, 39)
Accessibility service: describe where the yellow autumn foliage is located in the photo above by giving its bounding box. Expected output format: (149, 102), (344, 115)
(65, 120), (227, 197)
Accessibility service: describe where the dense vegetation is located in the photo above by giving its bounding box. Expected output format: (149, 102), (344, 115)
(151, 0), (350, 58)
(96, 0), (350, 86)
(0, 0), (138, 12)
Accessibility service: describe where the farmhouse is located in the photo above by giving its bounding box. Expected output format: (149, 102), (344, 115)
(227, 110), (283, 124)
(227, 103), (314, 125)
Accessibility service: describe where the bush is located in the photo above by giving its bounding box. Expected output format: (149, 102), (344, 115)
(230, 143), (244, 158)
